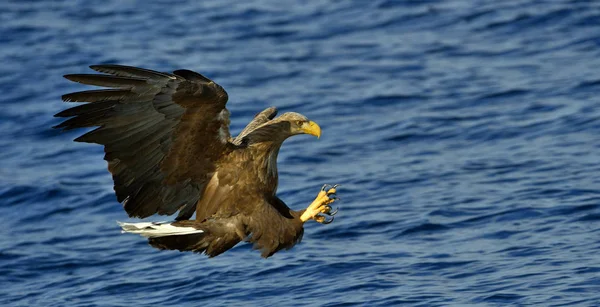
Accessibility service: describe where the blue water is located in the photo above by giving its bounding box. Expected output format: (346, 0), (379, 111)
(2, 0), (600, 305)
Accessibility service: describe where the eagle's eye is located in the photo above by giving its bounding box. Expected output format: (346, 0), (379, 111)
(296, 120), (304, 126)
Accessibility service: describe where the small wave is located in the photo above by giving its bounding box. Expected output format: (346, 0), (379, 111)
(396, 222), (450, 237)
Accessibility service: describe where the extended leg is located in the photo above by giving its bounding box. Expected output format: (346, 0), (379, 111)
(300, 184), (340, 224)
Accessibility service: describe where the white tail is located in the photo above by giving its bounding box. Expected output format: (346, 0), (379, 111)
(117, 221), (204, 238)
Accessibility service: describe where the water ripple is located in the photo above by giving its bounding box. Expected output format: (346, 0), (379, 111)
(1, 0), (600, 306)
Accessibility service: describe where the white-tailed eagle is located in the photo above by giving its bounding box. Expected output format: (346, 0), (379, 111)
(55, 65), (339, 258)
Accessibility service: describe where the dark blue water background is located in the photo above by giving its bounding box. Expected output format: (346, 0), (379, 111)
(2, 0), (600, 305)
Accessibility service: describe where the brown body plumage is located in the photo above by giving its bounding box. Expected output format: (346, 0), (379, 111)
(55, 65), (337, 258)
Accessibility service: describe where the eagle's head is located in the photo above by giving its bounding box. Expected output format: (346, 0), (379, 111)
(277, 112), (321, 139)
(241, 111), (321, 145)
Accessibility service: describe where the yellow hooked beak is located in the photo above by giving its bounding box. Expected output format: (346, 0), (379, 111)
(301, 121), (321, 139)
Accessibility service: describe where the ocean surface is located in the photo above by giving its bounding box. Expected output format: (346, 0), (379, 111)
(1, 0), (600, 306)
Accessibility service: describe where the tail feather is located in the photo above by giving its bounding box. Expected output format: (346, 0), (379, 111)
(117, 221), (204, 238)
(118, 220), (242, 257)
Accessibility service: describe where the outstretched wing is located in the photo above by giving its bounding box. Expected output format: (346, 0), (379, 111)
(233, 106), (278, 145)
(55, 65), (231, 220)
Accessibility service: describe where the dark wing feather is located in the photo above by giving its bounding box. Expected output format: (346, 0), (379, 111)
(173, 69), (213, 83)
(90, 64), (175, 79)
(56, 64), (231, 220)
(64, 74), (149, 88)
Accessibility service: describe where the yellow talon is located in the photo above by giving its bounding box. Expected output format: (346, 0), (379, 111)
(300, 184), (341, 223)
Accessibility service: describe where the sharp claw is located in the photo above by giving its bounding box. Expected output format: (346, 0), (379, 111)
(322, 215), (334, 224)
(314, 212), (335, 224)
(315, 214), (334, 224)
(327, 194), (340, 202)
(314, 184), (340, 223)
(321, 184), (340, 192)
(329, 207), (339, 216)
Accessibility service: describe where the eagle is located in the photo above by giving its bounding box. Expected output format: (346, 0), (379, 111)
(54, 64), (339, 258)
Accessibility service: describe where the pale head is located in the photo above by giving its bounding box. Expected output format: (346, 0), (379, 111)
(276, 112), (321, 139)
(243, 112), (321, 145)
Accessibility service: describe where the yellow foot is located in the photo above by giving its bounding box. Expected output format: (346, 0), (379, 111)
(300, 184), (340, 224)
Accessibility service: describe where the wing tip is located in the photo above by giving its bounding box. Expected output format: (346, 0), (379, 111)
(89, 64), (126, 74)
(61, 93), (73, 102)
(89, 64), (116, 70)
(266, 106), (278, 119)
